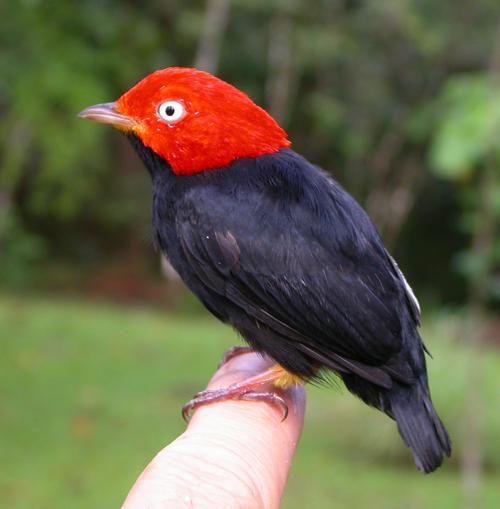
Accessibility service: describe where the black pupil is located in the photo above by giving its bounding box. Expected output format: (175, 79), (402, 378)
(165, 105), (175, 116)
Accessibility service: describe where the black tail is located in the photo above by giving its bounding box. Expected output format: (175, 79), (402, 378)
(388, 380), (451, 473)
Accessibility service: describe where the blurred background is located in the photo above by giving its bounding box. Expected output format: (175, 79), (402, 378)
(1, 1), (500, 508)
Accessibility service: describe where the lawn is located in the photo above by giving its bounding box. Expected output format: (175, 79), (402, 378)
(1, 294), (499, 508)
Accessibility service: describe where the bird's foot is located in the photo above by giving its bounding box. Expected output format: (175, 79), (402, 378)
(218, 345), (255, 368)
(182, 366), (289, 422)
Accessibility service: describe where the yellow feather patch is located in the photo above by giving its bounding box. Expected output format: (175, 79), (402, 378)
(269, 365), (304, 388)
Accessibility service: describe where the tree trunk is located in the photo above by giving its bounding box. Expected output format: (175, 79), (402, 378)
(266, 11), (295, 127)
(461, 161), (497, 508)
(194, 0), (230, 74)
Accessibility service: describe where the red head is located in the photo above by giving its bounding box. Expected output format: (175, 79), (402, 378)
(79, 67), (291, 175)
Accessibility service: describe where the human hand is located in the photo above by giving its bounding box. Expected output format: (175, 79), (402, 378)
(120, 352), (306, 509)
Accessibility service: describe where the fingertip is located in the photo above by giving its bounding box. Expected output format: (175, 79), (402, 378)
(207, 351), (275, 387)
(185, 351), (306, 506)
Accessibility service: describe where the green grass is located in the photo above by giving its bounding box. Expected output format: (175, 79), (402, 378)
(1, 294), (499, 508)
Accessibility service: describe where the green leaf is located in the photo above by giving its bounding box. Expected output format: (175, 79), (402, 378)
(430, 74), (500, 179)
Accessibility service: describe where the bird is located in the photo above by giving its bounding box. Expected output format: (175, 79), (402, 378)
(79, 67), (451, 473)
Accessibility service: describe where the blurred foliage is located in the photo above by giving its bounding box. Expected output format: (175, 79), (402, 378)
(0, 0), (499, 306)
(1, 4), (500, 505)
(431, 75), (500, 179)
(431, 73), (500, 300)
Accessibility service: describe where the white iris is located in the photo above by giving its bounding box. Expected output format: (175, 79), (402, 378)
(157, 101), (185, 123)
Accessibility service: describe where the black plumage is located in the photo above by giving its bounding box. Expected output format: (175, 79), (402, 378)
(129, 134), (451, 473)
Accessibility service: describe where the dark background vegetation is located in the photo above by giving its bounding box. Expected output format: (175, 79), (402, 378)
(1, 1), (499, 508)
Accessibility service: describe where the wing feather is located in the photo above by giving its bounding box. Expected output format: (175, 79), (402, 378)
(173, 160), (417, 386)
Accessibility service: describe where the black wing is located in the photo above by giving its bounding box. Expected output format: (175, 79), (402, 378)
(174, 159), (416, 386)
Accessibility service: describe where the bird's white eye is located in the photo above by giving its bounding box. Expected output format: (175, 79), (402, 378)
(157, 100), (185, 123)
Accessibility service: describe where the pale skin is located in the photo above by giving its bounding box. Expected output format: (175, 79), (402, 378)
(121, 352), (306, 509)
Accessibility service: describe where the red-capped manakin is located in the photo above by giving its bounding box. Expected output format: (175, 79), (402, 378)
(79, 67), (451, 472)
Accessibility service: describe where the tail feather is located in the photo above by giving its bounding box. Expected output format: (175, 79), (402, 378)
(389, 381), (451, 473)
(341, 315), (451, 472)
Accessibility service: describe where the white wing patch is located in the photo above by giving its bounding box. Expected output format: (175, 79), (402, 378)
(388, 254), (421, 320)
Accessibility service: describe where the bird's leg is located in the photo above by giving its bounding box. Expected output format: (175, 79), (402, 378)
(217, 345), (255, 368)
(182, 364), (303, 422)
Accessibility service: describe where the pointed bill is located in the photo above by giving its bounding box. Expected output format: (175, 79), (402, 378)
(78, 102), (139, 131)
